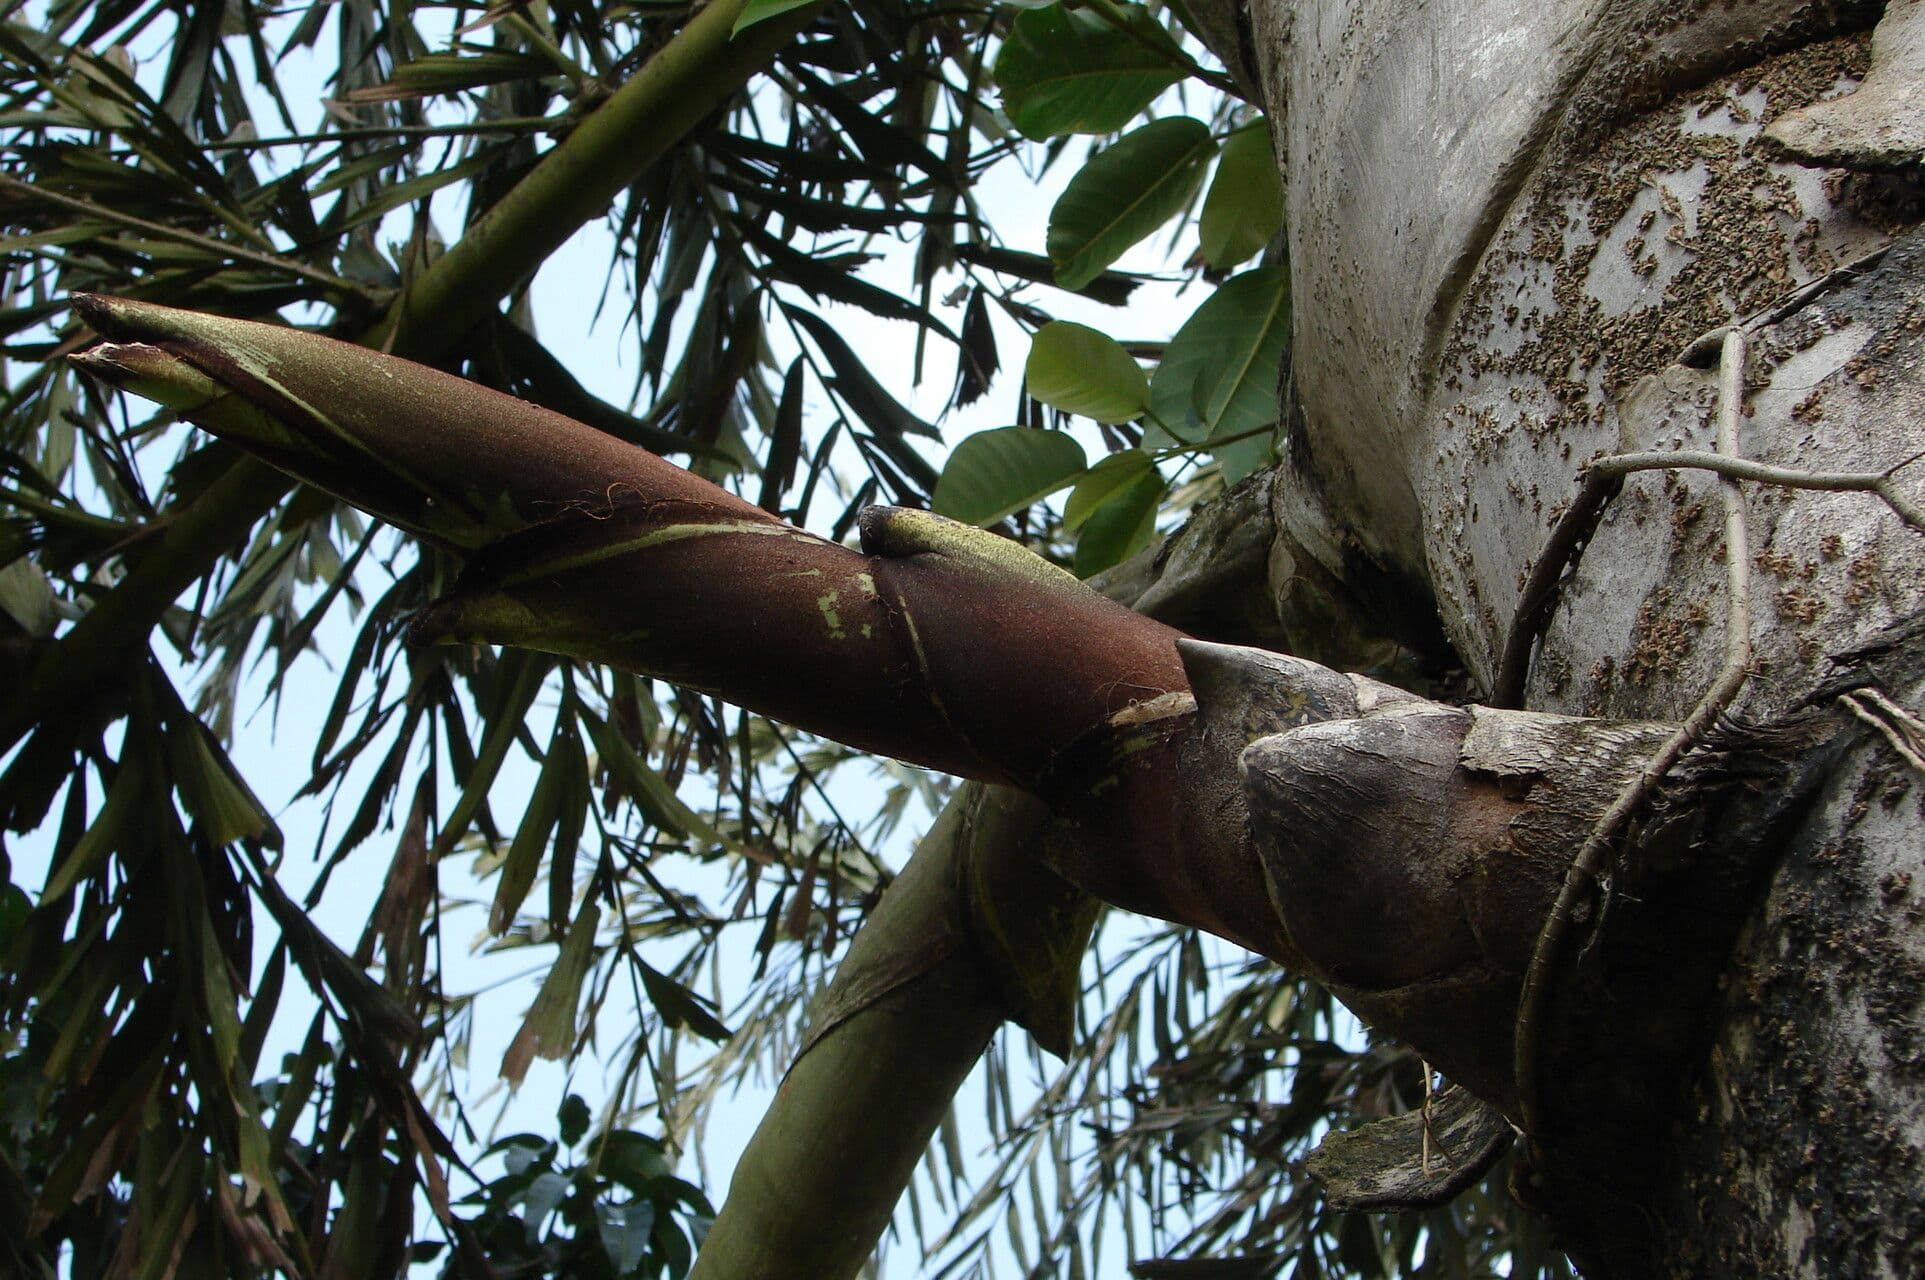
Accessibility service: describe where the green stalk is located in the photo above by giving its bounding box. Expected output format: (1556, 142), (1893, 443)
(367, 0), (823, 358)
(7, 0), (824, 753)
(690, 787), (1095, 1278)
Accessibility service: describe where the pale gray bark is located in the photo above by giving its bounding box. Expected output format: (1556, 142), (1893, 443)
(1245, 0), (1925, 1273)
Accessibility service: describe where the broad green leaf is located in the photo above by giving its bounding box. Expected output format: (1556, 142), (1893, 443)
(1210, 420), (1280, 485)
(994, 3), (1186, 139)
(1048, 118), (1215, 290)
(601, 1131), (673, 1191)
(600, 1201), (654, 1274)
(558, 1094), (592, 1146)
(522, 1170), (571, 1235)
(1150, 265), (1290, 483)
(932, 427), (1087, 526)
(1064, 450), (1157, 531)
(1074, 466), (1165, 576)
(1200, 124), (1285, 269)
(731, 0), (818, 36)
(1025, 322), (1150, 423)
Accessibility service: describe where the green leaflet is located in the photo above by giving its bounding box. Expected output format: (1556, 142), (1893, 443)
(994, 3), (1186, 139)
(731, 0), (820, 36)
(1064, 450), (1157, 532)
(931, 426), (1088, 527)
(1047, 117), (1215, 290)
(1024, 321), (1151, 423)
(1199, 123), (1285, 269)
(1149, 265), (1290, 484)
(1073, 464), (1165, 577)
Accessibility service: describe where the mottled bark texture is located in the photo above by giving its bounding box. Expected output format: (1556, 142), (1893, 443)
(1253, 0), (1924, 1273)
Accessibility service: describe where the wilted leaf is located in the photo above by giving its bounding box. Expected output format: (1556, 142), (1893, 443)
(577, 705), (717, 845)
(952, 243), (1143, 306)
(167, 713), (281, 849)
(954, 286), (1000, 407)
(757, 357), (806, 513)
(502, 902), (601, 1085)
(437, 652), (549, 855)
(785, 305), (941, 440)
(638, 959), (732, 1042)
(40, 754), (144, 901)
(489, 722), (568, 935)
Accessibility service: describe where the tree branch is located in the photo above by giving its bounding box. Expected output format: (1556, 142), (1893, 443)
(690, 787), (1094, 1279)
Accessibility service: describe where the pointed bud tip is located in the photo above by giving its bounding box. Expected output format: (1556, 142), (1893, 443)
(1176, 638), (1359, 732)
(69, 292), (143, 340)
(68, 342), (218, 408)
(1173, 637), (1285, 704)
(855, 503), (908, 555)
(68, 293), (202, 346)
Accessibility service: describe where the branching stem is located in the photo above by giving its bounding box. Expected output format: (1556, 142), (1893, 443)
(1493, 356), (1924, 711)
(1513, 329), (1756, 1145)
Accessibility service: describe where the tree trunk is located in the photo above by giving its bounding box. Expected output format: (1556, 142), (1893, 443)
(1249, 0), (1924, 1272)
